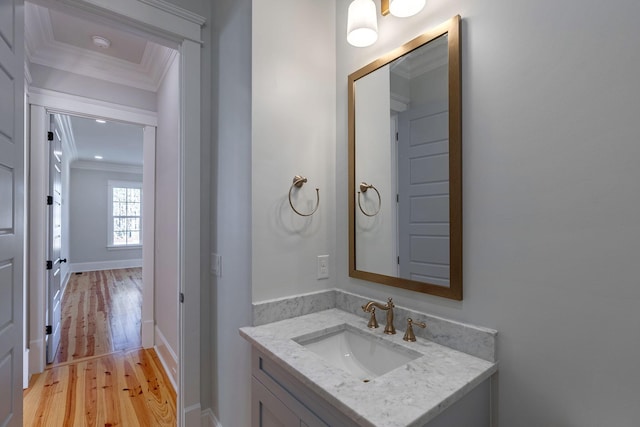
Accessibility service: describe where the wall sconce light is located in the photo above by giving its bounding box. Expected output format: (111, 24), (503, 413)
(347, 0), (426, 47)
(347, 0), (378, 47)
(382, 0), (426, 18)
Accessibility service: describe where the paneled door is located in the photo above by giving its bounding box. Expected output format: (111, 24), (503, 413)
(46, 115), (63, 363)
(0, 0), (25, 425)
(397, 102), (450, 286)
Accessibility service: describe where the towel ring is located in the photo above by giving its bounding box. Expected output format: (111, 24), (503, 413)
(288, 175), (320, 217)
(357, 182), (381, 217)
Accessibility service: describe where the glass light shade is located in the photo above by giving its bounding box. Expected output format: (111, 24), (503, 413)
(347, 0), (378, 47)
(389, 0), (426, 18)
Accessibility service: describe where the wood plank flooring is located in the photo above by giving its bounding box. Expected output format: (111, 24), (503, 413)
(23, 348), (176, 426)
(54, 268), (143, 364)
(23, 268), (175, 426)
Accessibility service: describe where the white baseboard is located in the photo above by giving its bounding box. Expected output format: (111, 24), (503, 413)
(201, 408), (222, 427)
(154, 325), (178, 390)
(69, 259), (143, 273)
(23, 348), (29, 389)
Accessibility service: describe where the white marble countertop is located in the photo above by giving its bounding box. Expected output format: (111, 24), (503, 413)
(240, 308), (498, 427)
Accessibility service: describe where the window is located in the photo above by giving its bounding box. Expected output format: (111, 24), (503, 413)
(108, 180), (142, 247)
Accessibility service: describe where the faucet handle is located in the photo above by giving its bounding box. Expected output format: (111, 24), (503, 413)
(403, 318), (426, 342)
(366, 307), (379, 329)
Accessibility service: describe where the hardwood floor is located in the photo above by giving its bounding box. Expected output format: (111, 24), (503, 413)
(23, 348), (176, 426)
(23, 268), (176, 426)
(54, 268), (143, 364)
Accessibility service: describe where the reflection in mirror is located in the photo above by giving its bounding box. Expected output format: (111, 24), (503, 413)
(349, 16), (461, 300)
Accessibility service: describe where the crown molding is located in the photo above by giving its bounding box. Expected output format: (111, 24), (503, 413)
(71, 159), (143, 174)
(138, 0), (206, 26)
(25, 2), (177, 92)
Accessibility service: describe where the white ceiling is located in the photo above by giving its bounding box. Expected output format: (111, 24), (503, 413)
(48, 9), (148, 63)
(25, 2), (177, 92)
(25, 2), (171, 168)
(67, 115), (143, 167)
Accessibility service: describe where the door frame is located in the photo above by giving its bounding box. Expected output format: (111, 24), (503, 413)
(24, 1), (204, 425)
(28, 96), (158, 374)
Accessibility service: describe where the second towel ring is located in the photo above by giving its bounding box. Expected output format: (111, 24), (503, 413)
(357, 182), (381, 217)
(289, 175), (320, 217)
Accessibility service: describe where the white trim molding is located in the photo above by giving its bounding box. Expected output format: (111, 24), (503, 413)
(154, 325), (178, 389)
(28, 87), (158, 126)
(69, 259), (143, 273)
(71, 160), (143, 174)
(141, 126), (156, 349)
(24, 61), (33, 85)
(138, 0), (206, 26)
(25, 2), (179, 92)
(201, 409), (223, 427)
(53, 113), (79, 164)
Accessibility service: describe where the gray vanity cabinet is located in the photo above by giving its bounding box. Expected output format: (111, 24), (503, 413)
(251, 347), (491, 427)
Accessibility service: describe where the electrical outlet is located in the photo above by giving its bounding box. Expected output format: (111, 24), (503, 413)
(317, 255), (329, 279)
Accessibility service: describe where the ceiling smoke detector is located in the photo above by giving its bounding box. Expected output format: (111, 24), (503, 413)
(92, 35), (111, 49)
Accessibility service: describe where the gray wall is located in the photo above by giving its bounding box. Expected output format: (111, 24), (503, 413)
(337, 1), (640, 426)
(69, 167), (142, 264)
(211, 0), (252, 425)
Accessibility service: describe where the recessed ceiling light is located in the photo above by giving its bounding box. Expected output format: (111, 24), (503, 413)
(92, 35), (111, 49)
(95, 119), (106, 124)
(94, 155), (103, 160)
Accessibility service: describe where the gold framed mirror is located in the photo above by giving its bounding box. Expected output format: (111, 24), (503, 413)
(348, 15), (462, 300)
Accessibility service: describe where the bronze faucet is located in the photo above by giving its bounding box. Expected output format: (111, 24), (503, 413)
(362, 297), (395, 334)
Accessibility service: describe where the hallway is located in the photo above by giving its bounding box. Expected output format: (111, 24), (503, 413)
(23, 268), (176, 426)
(23, 348), (176, 426)
(52, 268), (143, 365)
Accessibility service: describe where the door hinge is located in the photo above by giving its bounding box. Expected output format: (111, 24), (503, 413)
(47, 195), (53, 205)
(397, 256), (400, 265)
(45, 325), (52, 335)
(395, 132), (399, 141)
(46, 260), (53, 270)
(396, 194), (399, 203)
(47, 131), (54, 141)
(179, 293), (184, 303)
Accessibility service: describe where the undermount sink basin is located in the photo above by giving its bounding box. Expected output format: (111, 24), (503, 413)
(294, 324), (421, 382)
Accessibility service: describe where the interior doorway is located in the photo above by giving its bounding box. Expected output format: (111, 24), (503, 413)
(23, 0), (205, 423)
(45, 113), (148, 366)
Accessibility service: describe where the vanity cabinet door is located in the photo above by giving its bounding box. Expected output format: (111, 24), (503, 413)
(252, 377), (300, 427)
(252, 376), (328, 427)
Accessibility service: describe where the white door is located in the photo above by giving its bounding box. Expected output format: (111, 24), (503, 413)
(397, 102), (450, 286)
(46, 115), (63, 363)
(0, 0), (24, 425)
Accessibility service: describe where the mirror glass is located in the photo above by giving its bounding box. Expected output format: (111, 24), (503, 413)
(348, 16), (462, 300)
